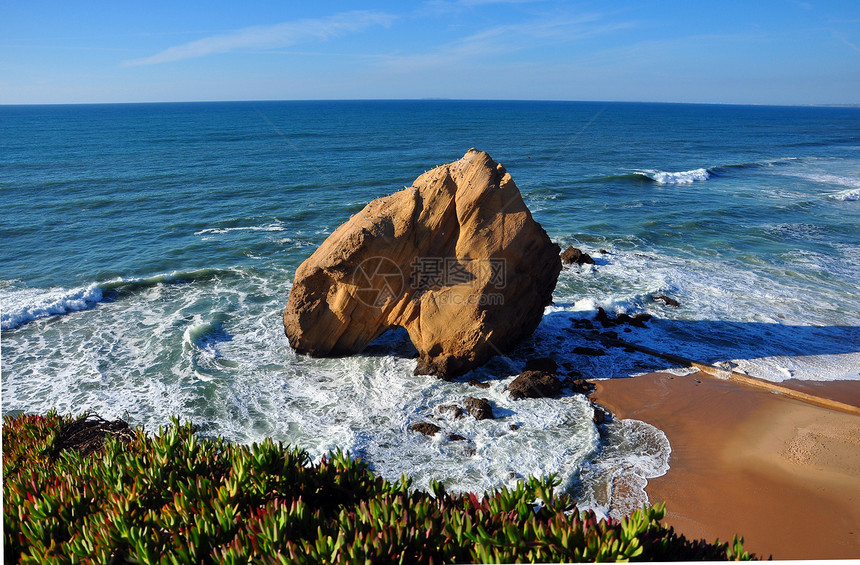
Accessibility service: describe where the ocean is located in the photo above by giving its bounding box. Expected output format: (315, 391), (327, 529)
(2, 100), (859, 519)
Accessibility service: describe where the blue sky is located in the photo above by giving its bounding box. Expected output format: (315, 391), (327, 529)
(1, 0), (858, 105)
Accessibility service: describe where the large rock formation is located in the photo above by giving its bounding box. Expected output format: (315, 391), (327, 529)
(284, 149), (561, 378)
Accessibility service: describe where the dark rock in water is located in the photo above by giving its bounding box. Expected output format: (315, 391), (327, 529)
(573, 346), (606, 357)
(592, 405), (607, 425)
(573, 319), (594, 330)
(616, 312), (651, 328)
(448, 433), (467, 442)
(464, 447), (477, 456)
(465, 397), (494, 420)
(654, 294), (680, 307)
(600, 331), (619, 342)
(509, 423), (520, 431)
(438, 404), (464, 419)
(596, 308), (652, 329)
(506, 370), (563, 399)
(411, 422), (441, 436)
(467, 378), (490, 389)
(524, 357), (558, 374)
(599, 249), (609, 254)
(283, 149), (561, 379)
(561, 246), (595, 266)
(567, 378), (595, 395)
(633, 312), (652, 324)
(615, 313), (633, 325)
(595, 307), (615, 327)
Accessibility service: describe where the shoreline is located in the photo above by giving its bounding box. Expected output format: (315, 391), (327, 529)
(591, 372), (860, 560)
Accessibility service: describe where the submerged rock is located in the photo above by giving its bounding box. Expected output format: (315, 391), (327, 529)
(438, 404), (465, 419)
(573, 346), (606, 357)
(410, 422), (441, 436)
(506, 370), (563, 400)
(524, 357), (558, 374)
(284, 149), (561, 378)
(560, 246), (595, 266)
(467, 379), (491, 389)
(653, 294), (680, 307)
(464, 397), (494, 420)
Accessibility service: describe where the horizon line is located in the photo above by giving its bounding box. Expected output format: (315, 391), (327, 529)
(1, 98), (858, 109)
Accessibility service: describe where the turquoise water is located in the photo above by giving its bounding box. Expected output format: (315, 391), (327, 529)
(2, 101), (859, 517)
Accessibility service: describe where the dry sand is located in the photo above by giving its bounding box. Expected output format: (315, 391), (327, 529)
(591, 371), (860, 560)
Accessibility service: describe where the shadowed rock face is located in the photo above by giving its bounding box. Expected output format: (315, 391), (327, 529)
(284, 149), (561, 378)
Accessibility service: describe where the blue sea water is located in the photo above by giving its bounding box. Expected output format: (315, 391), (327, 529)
(2, 101), (859, 518)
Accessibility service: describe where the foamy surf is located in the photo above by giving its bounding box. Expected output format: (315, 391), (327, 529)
(1, 283), (104, 331)
(0, 265), (671, 520)
(832, 187), (860, 201)
(636, 168), (711, 184)
(195, 225), (287, 235)
(1, 268), (233, 332)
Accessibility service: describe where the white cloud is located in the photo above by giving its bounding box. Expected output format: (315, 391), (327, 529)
(123, 11), (395, 66)
(377, 13), (632, 71)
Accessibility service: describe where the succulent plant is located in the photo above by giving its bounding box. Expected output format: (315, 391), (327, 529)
(3, 412), (756, 563)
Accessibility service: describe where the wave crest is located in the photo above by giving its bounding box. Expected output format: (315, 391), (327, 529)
(832, 188), (860, 201)
(1, 284), (104, 331)
(1, 268), (233, 332)
(636, 168), (711, 184)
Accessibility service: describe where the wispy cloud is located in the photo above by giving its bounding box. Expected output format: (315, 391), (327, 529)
(123, 11), (395, 66)
(833, 31), (860, 53)
(790, 0), (814, 10)
(379, 13), (633, 71)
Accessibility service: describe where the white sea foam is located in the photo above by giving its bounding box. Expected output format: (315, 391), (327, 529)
(1, 269), (231, 332)
(797, 172), (860, 190)
(1, 268), (672, 518)
(1, 283), (104, 331)
(832, 187), (860, 201)
(195, 225), (286, 235)
(578, 419), (671, 521)
(551, 245), (860, 383)
(637, 168), (711, 184)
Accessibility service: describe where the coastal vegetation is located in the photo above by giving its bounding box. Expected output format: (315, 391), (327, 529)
(3, 411), (753, 563)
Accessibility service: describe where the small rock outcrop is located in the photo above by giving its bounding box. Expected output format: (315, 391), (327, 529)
(653, 295), (679, 307)
(284, 149), (561, 378)
(560, 246), (595, 266)
(506, 371), (563, 400)
(567, 378), (595, 395)
(411, 422), (441, 436)
(438, 404), (464, 419)
(464, 397), (494, 420)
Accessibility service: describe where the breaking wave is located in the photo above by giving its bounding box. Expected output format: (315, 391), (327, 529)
(1, 268), (233, 332)
(635, 168), (711, 184)
(832, 188), (860, 201)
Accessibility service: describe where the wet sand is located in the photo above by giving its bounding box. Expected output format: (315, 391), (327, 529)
(591, 372), (860, 560)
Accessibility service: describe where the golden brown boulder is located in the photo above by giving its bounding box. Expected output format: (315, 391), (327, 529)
(283, 149), (561, 378)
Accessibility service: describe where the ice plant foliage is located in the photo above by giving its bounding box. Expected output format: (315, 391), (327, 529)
(3, 412), (753, 563)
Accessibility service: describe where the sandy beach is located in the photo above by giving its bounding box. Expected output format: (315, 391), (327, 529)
(591, 371), (860, 560)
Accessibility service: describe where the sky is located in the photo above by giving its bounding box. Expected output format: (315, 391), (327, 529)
(1, 0), (859, 105)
